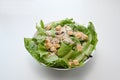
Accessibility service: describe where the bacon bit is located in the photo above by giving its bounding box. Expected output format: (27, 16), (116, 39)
(77, 44), (82, 52)
(73, 60), (79, 65)
(55, 25), (62, 31)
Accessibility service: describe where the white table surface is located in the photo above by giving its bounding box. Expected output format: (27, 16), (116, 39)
(0, 0), (120, 80)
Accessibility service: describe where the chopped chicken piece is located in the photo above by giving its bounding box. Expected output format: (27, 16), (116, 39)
(47, 37), (53, 41)
(51, 38), (60, 44)
(67, 30), (73, 35)
(56, 32), (65, 40)
(73, 60), (79, 65)
(54, 38), (60, 44)
(62, 32), (73, 43)
(46, 31), (52, 36)
(50, 46), (57, 52)
(77, 44), (82, 52)
(55, 25), (62, 31)
(60, 27), (66, 33)
(63, 38), (74, 44)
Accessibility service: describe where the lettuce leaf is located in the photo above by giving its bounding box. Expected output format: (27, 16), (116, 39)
(40, 20), (44, 28)
(57, 42), (72, 57)
(24, 38), (44, 62)
(49, 58), (68, 68)
(50, 18), (75, 28)
(43, 54), (58, 63)
(36, 23), (46, 35)
(88, 22), (98, 49)
(58, 18), (75, 26)
(38, 44), (48, 57)
(73, 25), (89, 36)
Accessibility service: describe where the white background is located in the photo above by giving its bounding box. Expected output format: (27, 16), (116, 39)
(0, 0), (120, 80)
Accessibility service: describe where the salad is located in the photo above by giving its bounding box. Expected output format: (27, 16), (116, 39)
(24, 18), (98, 69)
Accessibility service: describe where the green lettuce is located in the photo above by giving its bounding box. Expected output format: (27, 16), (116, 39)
(24, 38), (44, 63)
(57, 42), (72, 57)
(88, 22), (98, 49)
